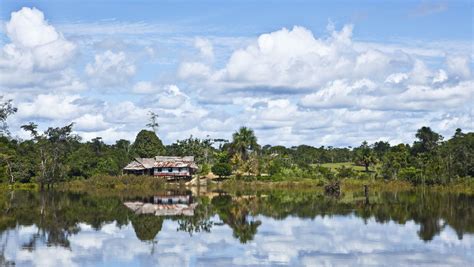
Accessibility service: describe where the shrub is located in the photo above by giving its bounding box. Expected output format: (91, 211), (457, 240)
(336, 165), (357, 179)
(212, 163), (232, 178)
(199, 163), (211, 175)
(267, 165), (335, 181)
(268, 160), (283, 176)
(315, 166), (335, 180)
(357, 172), (371, 180)
(399, 167), (423, 185)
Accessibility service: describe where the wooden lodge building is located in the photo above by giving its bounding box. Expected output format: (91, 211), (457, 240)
(123, 156), (198, 179)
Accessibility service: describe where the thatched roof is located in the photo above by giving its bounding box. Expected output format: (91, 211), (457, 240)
(136, 158), (156, 169)
(123, 160), (145, 170)
(123, 157), (155, 170)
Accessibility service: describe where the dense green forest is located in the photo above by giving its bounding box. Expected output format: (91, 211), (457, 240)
(0, 97), (473, 187)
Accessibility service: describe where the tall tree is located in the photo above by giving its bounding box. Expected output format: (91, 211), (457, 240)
(166, 136), (215, 165)
(0, 137), (16, 183)
(21, 123), (79, 188)
(91, 137), (104, 156)
(0, 97), (17, 136)
(373, 141), (390, 160)
(44, 123), (80, 184)
(0, 101), (22, 182)
(442, 129), (473, 178)
(113, 139), (132, 168)
(229, 127), (259, 161)
(146, 111), (160, 133)
(354, 141), (377, 172)
(131, 130), (165, 158)
(381, 144), (410, 179)
(413, 126), (443, 154)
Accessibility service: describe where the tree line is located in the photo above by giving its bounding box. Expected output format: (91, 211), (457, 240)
(0, 97), (472, 186)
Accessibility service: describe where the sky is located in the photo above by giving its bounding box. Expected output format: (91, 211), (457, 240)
(0, 0), (472, 146)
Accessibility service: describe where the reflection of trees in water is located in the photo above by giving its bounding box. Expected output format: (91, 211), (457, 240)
(174, 194), (262, 243)
(202, 189), (473, 242)
(211, 195), (261, 243)
(350, 191), (474, 241)
(250, 189), (474, 242)
(0, 189), (473, 252)
(131, 215), (163, 241)
(176, 197), (213, 235)
(0, 190), (132, 250)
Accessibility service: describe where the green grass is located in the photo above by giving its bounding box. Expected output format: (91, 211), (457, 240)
(0, 183), (38, 191)
(59, 175), (167, 196)
(320, 162), (369, 172)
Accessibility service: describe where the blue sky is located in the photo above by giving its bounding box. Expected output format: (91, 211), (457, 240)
(0, 0), (472, 146)
(2, 0), (470, 40)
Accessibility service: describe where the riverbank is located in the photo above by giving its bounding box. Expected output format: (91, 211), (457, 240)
(206, 176), (474, 195)
(3, 175), (473, 196)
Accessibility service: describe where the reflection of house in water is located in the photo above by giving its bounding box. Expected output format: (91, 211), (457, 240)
(154, 194), (191, 204)
(124, 191), (197, 216)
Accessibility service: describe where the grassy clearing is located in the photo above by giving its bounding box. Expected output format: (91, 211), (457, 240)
(220, 178), (412, 192)
(218, 177), (473, 195)
(217, 178), (326, 191)
(320, 162), (374, 172)
(59, 175), (168, 196)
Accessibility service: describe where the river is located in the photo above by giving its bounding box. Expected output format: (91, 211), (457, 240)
(0, 188), (472, 266)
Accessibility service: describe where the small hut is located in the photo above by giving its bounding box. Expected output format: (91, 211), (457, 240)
(122, 158), (156, 175)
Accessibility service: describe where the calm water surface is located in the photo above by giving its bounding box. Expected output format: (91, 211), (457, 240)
(0, 188), (473, 266)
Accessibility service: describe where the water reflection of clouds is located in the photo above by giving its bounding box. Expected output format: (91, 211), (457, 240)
(3, 215), (473, 267)
(254, 215), (473, 266)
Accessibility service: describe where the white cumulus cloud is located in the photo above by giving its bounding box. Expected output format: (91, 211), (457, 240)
(85, 50), (136, 87)
(0, 7), (82, 92)
(195, 37), (214, 60)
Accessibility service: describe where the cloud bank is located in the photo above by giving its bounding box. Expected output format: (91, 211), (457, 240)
(1, 7), (472, 146)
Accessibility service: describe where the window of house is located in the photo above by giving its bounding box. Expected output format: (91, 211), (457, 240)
(157, 168), (162, 172)
(178, 168), (182, 172)
(168, 168), (172, 172)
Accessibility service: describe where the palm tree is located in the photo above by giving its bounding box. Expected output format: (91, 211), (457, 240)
(355, 141), (377, 172)
(230, 127), (259, 161)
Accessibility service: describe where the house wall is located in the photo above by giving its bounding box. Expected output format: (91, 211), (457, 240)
(124, 169), (152, 175)
(154, 167), (190, 176)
